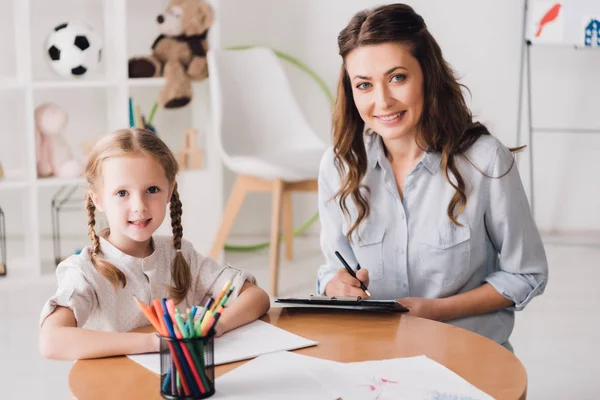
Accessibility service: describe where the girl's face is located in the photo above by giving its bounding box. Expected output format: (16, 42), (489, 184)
(90, 154), (173, 255)
(345, 42), (424, 142)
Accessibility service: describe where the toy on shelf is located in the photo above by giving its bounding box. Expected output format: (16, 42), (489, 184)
(35, 103), (84, 178)
(0, 205), (6, 277)
(128, 0), (214, 109)
(177, 129), (202, 170)
(45, 21), (103, 79)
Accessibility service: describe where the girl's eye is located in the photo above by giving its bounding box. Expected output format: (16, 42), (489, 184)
(356, 82), (372, 90)
(116, 190), (127, 197)
(391, 74), (406, 83)
(147, 186), (160, 194)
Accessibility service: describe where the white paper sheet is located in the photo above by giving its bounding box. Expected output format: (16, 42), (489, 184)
(212, 351), (340, 400)
(127, 319), (318, 373)
(313, 355), (494, 400)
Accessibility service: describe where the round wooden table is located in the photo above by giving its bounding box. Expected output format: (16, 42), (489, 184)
(69, 308), (527, 399)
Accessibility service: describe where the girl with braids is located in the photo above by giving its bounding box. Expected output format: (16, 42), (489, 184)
(317, 4), (547, 350)
(39, 128), (269, 360)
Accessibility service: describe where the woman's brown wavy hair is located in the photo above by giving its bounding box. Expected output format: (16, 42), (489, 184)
(85, 128), (191, 304)
(333, 3), (522, 240)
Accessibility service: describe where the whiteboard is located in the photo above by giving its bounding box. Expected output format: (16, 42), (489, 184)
(528, 0), (600, 47)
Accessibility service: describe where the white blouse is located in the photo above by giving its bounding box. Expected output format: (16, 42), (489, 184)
(40, 229), (256, 332)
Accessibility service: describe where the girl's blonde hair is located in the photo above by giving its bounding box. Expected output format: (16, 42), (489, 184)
(85, 128), (191, 303)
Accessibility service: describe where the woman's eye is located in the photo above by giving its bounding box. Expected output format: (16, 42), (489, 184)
(391, 74), (406, 83)
(116, 190), (127, 197)
(356, 82), (372, 90)
(147, 186), (160, 194)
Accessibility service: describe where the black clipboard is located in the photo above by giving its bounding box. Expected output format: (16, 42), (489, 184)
(274, 295), (409, 313)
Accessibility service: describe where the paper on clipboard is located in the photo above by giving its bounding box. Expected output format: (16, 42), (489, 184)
(274, 295), (409, 313)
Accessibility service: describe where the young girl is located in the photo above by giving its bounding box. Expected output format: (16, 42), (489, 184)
(39, 128), (270, 360)
(317, 4), (548, 351)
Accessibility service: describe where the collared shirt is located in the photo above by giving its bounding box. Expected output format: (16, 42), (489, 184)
(40, 229), (255, 332)
(316, 133), (548, 346)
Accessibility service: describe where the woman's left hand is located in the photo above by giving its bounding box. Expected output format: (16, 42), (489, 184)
(397, 297), (444, 321)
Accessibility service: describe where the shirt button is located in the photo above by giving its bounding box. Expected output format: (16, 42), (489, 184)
(400, 248), (404, 254)
(400, 214), (405, 220)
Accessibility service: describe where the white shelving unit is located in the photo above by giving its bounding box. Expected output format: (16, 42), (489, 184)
(0, 0), (222, 284)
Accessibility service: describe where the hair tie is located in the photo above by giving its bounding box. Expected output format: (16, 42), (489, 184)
(176, 249), (182, 254)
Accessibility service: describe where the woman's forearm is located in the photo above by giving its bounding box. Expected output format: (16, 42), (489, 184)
(39, 326), (157, 361)
(437, 283), (513, 321)
(218, 283), (270, 334)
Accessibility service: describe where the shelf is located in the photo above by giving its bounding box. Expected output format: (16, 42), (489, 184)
(0, 179), (28, 191)
(33, 80), (117, 89)
(128, 78), (208, 88)
(36, 177), (86, 188)
(0, 78), (25, 90)
(128, 78), (165, 87)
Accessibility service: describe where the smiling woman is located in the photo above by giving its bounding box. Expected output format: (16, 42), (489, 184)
(316, 3), (548, 352)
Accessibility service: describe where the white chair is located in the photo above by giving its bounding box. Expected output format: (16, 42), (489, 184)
(207, 47), (328, 296)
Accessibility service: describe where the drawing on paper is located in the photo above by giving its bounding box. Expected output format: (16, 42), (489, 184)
(583, 17), (600, 47)
(357, 377), (399, 399)
(355, 376), (488, 400)
(529, 1), (565, 43)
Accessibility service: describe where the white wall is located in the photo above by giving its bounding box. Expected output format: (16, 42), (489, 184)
(2, 0), (599, 254)
(217, 0), (600, 234)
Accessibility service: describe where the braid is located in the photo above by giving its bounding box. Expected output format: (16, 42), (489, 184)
(86, 193), (126, 289)
(170, 183), (183, 250)
(169, 184), (191, 303)
(86, 194), (101, 255)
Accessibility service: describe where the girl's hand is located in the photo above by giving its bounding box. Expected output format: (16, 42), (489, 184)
(397, 297), (443, 321)
(148, 332), (160, 352)
(214, 323), (225, 338)
(325, 268), (370, 298)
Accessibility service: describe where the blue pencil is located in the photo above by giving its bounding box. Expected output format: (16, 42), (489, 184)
(128, 98), (134, 127)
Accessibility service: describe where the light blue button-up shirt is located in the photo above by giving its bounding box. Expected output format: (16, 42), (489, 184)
(316, 133), (548, 347)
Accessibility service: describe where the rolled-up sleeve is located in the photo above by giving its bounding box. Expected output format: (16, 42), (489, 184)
(316, 148), (358, 295)
(185, 239), (256, 304)
(483, 144), (548, 311)
(39, 261), (97, 327)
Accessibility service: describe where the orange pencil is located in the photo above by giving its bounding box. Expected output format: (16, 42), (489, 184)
(211, 280), (231, 312)
(134, 297), (162, 332)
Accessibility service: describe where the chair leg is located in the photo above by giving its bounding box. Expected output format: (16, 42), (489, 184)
(209, 175), (248, 260)
(282, 190), (293, 261)
(269, 180), (285, 297)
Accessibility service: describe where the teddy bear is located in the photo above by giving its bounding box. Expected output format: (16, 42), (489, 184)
(128, 0), (214, 109)
(35, 103), (83, 179)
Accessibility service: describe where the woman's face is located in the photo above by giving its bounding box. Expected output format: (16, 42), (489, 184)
(345, 42), (424, 142)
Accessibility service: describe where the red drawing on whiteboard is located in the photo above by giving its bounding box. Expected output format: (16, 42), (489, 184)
(536, 3), (562, 37)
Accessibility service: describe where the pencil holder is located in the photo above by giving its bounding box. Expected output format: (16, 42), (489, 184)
(159, 333), (216, 399)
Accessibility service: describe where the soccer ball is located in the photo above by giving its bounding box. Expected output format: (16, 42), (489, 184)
(45, 22), (102, 78)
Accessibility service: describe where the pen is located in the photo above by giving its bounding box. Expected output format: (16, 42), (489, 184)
(334, 251), (371, 298)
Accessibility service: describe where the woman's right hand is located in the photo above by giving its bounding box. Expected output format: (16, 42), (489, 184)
(324, 268), (370, 298)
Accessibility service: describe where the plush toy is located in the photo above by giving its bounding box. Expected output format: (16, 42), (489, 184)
(35, 103), (83, 178)
(128, 0), (214, 109)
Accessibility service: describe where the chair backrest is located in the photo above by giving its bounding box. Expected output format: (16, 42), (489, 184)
(207, 47), (325, 163)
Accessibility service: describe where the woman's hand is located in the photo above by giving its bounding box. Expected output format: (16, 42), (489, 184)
(325, 268), (370, 298)
(397, 297), (443, 321)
